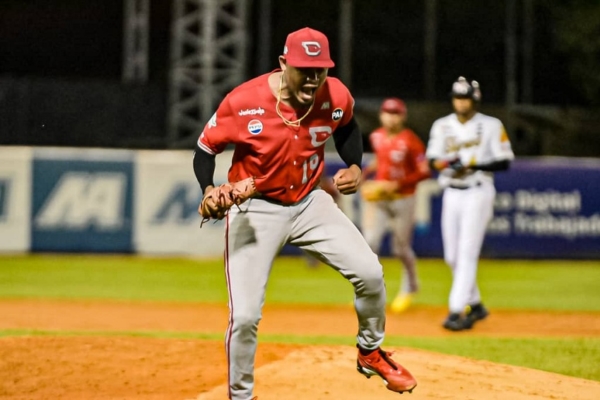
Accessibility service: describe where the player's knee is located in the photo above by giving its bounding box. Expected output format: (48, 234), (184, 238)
(355, 265), (385, 295)
(362, 232), (378, 251)
(392, 242), (410, 258)
(231, 311), (261, 332)
(366, 240), (380, 254)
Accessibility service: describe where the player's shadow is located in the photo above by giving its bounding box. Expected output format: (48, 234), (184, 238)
(227, 213), (257, 250)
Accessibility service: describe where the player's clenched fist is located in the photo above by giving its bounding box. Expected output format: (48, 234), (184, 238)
(333, 164), (362, 195)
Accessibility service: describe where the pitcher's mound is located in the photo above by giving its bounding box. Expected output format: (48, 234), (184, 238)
(195, 345), (600, 400)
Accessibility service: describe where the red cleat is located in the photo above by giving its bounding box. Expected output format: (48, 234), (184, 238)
(356, 346), (417, 394)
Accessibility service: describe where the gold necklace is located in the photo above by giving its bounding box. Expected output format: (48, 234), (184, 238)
(275, 72), (314, 127)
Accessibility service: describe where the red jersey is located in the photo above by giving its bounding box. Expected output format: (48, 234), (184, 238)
(369, 128), (430, 196)
(197, 71), (354, 204)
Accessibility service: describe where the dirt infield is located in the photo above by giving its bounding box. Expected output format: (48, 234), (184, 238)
(1, 299), (599, 399)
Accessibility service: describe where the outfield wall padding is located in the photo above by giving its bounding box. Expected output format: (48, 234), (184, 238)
(0, 147), (598, 259)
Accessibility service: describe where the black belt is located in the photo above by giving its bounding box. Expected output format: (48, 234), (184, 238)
(449, 182), (482, 190)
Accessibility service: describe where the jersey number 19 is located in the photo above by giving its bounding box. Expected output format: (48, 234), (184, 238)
(302, 154), (319, 184)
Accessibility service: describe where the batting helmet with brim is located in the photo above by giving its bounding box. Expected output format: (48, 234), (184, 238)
(450, 76), (481, 101)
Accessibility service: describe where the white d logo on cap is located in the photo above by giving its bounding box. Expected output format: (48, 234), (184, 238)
(301, 41), (321, 56)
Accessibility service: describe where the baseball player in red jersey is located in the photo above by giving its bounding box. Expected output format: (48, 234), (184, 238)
(193, 28), (416, 399)
(361, 98), (430, 314)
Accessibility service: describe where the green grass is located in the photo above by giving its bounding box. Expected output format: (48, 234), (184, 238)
(2, 328), (599, 382)
(0, 255), (226, 302)
(0, 255), (599, 311)
(1, 254), (599, 382)
(392, 336), (600, 382)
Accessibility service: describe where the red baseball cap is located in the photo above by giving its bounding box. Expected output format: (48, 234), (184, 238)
(380, 97), (407, 114)
(283, 27), (335, 68)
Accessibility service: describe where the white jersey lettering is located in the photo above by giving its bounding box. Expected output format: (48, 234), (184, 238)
(426, 112), (514, 188)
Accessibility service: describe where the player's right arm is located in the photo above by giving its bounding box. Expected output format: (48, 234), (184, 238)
(193, 97), (239, 195)
(425, 119), (452, 171)
(475, 119), (514, 171)
(193, 149), (216, 194)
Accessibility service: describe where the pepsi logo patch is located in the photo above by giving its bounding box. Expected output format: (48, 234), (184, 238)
(248, 119), (263, 135)
(332, 108), (343, 121)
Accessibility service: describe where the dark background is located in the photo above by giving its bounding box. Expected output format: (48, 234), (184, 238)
(0, 0), (598, 154)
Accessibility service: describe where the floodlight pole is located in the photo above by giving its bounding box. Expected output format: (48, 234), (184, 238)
(167, 0), (249, 147)
(339, 0), (353, 87)
(122, 0), (150, 83)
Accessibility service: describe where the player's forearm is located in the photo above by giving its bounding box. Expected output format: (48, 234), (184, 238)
(333, 117), (363, 169)
(471, 159), (511, 172)
(428, 158), (452, 171)
(193, 144), (217, 194)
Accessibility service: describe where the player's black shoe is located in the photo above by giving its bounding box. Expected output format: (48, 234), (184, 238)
(443, 304), (490, 331)
(442, 312), (474, 331)
(467, 303), (489, 322)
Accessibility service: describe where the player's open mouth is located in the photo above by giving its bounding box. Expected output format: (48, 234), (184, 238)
(299, 86), (317, 102)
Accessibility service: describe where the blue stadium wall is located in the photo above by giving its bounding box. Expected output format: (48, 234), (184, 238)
(1, 147), (599, 259)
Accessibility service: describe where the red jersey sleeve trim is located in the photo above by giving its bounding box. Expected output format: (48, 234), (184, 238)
(197, 134), (216, 155)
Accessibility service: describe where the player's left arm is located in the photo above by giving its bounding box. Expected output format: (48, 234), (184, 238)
(470, 159), (510, 171)
(471, 120), (514, 172)
(332, 116), (363, 194)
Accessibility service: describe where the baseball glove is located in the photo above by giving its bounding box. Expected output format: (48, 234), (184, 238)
(200, 177), (257, 225)
(360, 180), (399, 202)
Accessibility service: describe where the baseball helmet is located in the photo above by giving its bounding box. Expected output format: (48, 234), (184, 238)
(450, 76), (481, 101)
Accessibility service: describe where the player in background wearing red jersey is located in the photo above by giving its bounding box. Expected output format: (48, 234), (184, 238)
(193, 28), (417, 400)
(360, 98), (431, 313)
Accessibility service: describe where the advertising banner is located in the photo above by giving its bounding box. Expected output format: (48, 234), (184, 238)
(323, 157), (600, 259)
(480, 158), (600, 259)
(31, 148), (134, 252)
(0, 147), (32, 252)
(134, 150), (232, 256)
(7, 147), (597, 259)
